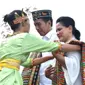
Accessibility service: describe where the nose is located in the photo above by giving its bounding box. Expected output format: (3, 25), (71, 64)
(36, 26), (39, 30)
(36, 27), (39, 30)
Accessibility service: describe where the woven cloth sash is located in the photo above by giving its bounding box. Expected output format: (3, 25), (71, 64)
(53, 40), (85, 85)
(81, 42), (85, 85)
(69, 40), (85, 85)
(22, 52), (41, 85)
(53, 60), (65, 85)
(0, 58), (20, 70)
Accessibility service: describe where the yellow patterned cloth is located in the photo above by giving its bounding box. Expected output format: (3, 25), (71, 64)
(0, 59), (20, 70)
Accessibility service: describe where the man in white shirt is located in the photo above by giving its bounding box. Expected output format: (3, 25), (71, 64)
(31, 10), (58, 85)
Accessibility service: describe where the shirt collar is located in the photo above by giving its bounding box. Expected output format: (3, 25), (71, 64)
(42, 29), (55, 40)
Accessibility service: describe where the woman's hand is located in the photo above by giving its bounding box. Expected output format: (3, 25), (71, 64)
(52, 51), (66, 68)
(52, 51), (64, 58)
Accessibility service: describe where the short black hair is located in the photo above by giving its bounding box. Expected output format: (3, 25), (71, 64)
(39, 17), (53, 26)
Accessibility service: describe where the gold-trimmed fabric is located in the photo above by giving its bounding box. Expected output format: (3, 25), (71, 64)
(0, 59), (20, 70)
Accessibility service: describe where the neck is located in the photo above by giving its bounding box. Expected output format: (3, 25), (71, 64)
(46, 29), (51, 34)
(65, 36), (74, 43)
(13, 31), (23, 35)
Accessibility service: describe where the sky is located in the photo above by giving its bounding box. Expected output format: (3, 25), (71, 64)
(0, 0), (85, 41)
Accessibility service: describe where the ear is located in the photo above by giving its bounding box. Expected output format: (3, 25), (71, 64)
(48, 20), (51, 25)
(47, 20), (52, 30)
(68, 25), (72, 32)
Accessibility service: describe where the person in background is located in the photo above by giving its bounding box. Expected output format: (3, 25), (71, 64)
(45, 16), (82, 85)
(22, 10), (81, 85)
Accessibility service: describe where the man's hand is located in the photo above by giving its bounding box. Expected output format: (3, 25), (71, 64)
(45, 65), (57, 83)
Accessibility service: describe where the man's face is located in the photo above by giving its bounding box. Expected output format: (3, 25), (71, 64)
(56, 22), (72, 42)
(34, 19), (50, 36)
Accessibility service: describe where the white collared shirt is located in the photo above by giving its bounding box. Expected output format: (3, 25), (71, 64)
(39, 30), (58, 85)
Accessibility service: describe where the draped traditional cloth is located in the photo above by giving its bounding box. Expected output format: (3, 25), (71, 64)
(53, 61), (65, 85)
(22, 52), (41, 85)
(69, 40), (85, 85)
(53, 40), (85, 85)
(81, 42), (85, 85)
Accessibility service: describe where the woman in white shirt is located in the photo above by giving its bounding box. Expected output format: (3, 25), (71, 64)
(45, 16), (82, 85)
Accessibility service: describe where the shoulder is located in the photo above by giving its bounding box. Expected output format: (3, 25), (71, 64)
(66, 51), (81, 59)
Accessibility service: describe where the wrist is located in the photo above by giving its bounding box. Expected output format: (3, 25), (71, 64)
(48, 56), (54, 59)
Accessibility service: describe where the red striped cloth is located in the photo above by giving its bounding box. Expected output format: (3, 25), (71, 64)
(55, 61), (65, 85)
(69, 40), (85, 85)
(22, 52), (41, 85)
(54, 40), (84, 85)
(81, 42), (85, 85)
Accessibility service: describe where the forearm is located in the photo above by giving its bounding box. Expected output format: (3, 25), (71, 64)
(54, 53), (66, 68)
(61, 44), (80, 52)
(32, 56), (53, 66)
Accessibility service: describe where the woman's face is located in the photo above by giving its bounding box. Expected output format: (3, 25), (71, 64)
(56, 22), (72, 42)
